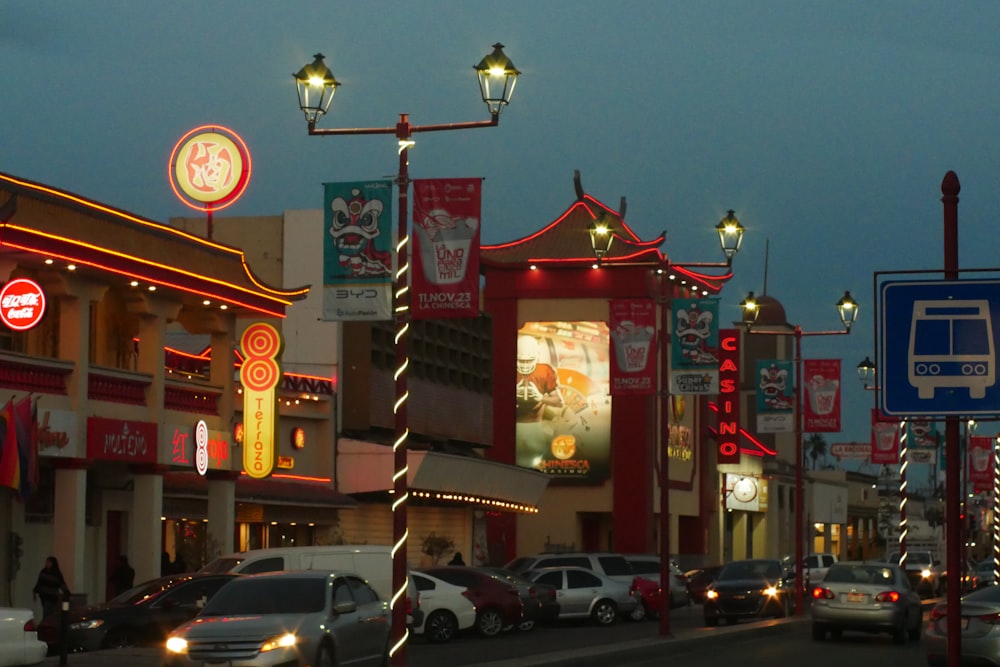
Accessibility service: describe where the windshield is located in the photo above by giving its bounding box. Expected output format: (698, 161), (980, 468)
(199, 557), (244, 574)
(719, 561), (782, 581)
(201, 577), (326, 616)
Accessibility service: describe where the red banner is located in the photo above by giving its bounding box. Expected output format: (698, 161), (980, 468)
(609, 300), (656, 395)
(716, 329), (741, 464)
(86, 417), (158, 463)
(803, 359), (841, 432)
(870, 409), (899, 464)
(411, 178), (481, 320)
(969, 435), (994, 489)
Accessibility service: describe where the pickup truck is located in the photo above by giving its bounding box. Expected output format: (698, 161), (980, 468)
(889, 551), (942, 597)
(802, 553), (838, 586)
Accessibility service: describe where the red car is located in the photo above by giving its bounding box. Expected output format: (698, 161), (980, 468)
(420, 566), (524, 637)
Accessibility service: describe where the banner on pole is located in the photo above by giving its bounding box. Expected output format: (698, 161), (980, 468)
(871, 409), (899, 464)
(969, 435), (994, 489)
(803, 359), (841, 432)
(670, 298), (719, 395)
(609, 299), (656, 396)
(756, 359), (794, 433)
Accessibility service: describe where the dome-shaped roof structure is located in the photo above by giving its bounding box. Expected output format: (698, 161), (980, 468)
(753, 294), (789, 326)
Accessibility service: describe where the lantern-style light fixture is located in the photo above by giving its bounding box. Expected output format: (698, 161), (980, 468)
(740, 291), (760, 330)
(716, 210), (745, 262)
(836, 291), (859, 331)
(857, 356), (876, 388)
(475, 43), (520, 118)
(293, 53), (340, 125)
(588, 218), (614, 263)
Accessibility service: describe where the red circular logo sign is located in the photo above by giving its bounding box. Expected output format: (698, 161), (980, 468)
(0, 278), (46, 331)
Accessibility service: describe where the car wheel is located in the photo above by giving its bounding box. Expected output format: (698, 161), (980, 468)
(774, 596), (788, 618)
(425, 610), (459, 643)
(892, 620), (907, 645)
(811, 623), (826, 641)
(477, 608), (504, 637)
(628, 600), (647, 622)
(102, 627), (136, 649)
(316, 643), (335, 667)
(908, 611), (922, 641)
(518, 618), (536, 632)
(704, 615), (719, 627)
(591, 599), (617, 626)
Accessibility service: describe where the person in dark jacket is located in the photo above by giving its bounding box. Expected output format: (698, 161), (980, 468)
(448, 552), (465, 566)
(32, 556), (71, 619)
(108, 555), (135, 597)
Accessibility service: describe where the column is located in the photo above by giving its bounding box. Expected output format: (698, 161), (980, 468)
(132, 471), (164, 584)
(207, 472), (237, 558)
(53, 465), (87, 597)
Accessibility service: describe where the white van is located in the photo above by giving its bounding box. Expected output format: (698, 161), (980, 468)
(200, 545), (393, 600)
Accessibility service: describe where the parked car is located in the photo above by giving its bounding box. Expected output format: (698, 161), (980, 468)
(476, 566), (559, 631)
(703, 559), (792, 626)
(685, 565), (724, 604)
(524, 566), (640, 626)
(810, 561), (922, 643)
(888, 551), (942, 597)
(419, 566), (523, 637)
(975, 558), (996, 588)
(0, 608), (45, 666)
(408, 570), (476, 643)
(624, 555), (690, 609)
(924, 581), (1000, 665)
(801, 553), (838, 586)
(38, 573), (237, 653)
(164, 570), (390, 667)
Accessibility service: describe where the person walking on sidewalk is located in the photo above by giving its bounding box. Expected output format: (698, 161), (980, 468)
(33, 556), (71, 619)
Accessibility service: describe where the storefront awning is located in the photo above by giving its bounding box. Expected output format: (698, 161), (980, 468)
(163, 472), (358, 508)
(337, 438), (550, 511)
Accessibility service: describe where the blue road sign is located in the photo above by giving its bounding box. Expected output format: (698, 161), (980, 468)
(880, 279), (1000, 417)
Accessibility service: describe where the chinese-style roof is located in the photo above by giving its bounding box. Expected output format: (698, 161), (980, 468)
(480, 171), (732, 294)
(0, 171), (308, 318)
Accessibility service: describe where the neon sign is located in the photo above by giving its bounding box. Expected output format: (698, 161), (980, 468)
(240, 323), (283, 479)
(169, 125), (251, 212)
(0, 278), (46, 331)
(717, 329), (740, 464)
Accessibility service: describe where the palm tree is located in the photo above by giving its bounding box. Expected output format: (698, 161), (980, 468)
(806, 433), (828, 470)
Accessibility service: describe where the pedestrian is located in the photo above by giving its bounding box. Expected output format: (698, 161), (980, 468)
(32, 556), (71, 619)
(108, 555), (135, 597)
(448, 552), (465, 566)
(161, 551), (172, 577)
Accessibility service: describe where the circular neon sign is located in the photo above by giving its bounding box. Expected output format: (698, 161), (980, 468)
(0, 278), (46, 331)
(169, 125), (252, 212)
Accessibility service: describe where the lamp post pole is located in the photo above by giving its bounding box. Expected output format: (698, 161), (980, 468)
(590, 211), (744, 638)
(741, 291), (858, 616)
(294, 45), (519, 667)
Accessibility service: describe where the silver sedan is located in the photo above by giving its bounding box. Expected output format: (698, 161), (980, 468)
(811, 561), (922, 644)
(924, 583), (1000, 666)
(524, 566), (639, 626)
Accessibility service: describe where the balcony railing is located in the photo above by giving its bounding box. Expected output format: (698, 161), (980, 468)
(0, 353), (73, 394)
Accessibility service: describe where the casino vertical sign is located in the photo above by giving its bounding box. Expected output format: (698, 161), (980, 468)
(240, 323), (283, 479)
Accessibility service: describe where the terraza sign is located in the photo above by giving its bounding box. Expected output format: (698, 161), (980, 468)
(0, 278), (46, 331)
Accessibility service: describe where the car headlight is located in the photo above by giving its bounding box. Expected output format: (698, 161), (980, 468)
(68, 619), (104, 631)
(921, 569), (933, 579)
(764, 586), (778, 597)
(260, 633), (297, 653)
(705, 590), (718, 600)
(165, 637), (188, 654)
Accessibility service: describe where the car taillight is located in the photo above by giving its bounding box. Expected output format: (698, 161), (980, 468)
(811, 587), (834, 600)
(929, 605), (947, 621)
(22, 619), (37, 632)
(874, 591), (901, 603)
(980, 613), (1000, 625)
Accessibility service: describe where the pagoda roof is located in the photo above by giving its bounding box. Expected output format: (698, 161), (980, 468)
(481, 171), (732, 294)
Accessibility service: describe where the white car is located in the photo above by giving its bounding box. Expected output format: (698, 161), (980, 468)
(409, 571), (477, 643)
(0, 608), (45, 666)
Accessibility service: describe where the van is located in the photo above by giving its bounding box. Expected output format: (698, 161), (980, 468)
(200, 545), (393, 600)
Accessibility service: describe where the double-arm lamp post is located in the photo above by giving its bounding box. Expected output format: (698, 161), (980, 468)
(590, 211), (745, 637)
(740, 290), (858, 615)
(294, 44), (519, 666)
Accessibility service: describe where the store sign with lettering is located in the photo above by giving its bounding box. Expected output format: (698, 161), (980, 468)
(165, 422), (231, 471)
(240, 322), (283, 479)
(716, 329), (741, 464)
(0, 278), (46, 331)
(86, 417), (157, 463)
(37, 408), (76, 457)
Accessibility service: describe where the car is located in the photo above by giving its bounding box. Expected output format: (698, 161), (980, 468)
(624, 554), (691, 609)
(409, 570), (476, 643)
(975, 559), (996, 588)
(802, 553), (838, 586)
(419, 566), (523, 637)
(37, 573), (237, 653)
(810, 561), (922, 643)
(0, 607), (45, 666)
(523, 566), (640, 626)
(685, 565), (724, 603)
(888, 551), (942, 597)
(924, 581), (1000, 666)
(702, 559), (792, 626)
(163, 570), (390, 667)
(476, 566), (559, 631)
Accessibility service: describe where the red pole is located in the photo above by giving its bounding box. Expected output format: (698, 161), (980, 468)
(659, 277), (672, 637)
(390, 114), (411, 667)
(941, 170), (961, 667)
(794, 329), (805, 615)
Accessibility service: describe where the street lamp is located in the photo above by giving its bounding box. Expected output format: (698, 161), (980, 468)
(294, 44), (518, 666)
(589, 210), (743, 637)
(740, 289), (858, 616)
